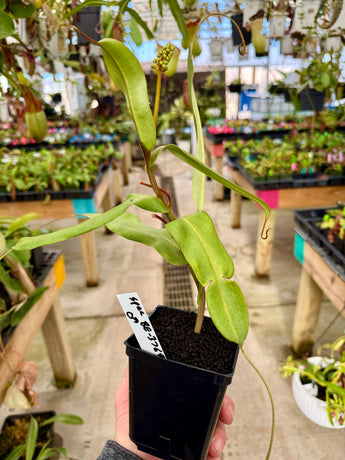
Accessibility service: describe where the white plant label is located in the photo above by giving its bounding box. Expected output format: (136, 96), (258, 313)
(117, 292), (166, 358)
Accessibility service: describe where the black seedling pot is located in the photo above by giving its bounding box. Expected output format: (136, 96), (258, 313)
(125, 306), (239, 460)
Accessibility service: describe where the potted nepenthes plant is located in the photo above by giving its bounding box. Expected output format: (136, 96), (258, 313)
(1, 25), (273, 459)
(0, 411), (83, 459)
(280, 334), (345, 428)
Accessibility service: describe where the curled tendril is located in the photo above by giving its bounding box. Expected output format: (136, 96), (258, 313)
(238, 43), (246, 56)
(261, 225), (271, 240)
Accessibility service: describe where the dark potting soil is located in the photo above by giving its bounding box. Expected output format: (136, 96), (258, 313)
(150, 307), (238, 375)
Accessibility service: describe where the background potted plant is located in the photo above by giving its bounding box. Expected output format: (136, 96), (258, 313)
(0, 411), (83, 459)
(280, 334), (345, 429)
(295, 51), (343, 112)
(3, 25), (273, 459)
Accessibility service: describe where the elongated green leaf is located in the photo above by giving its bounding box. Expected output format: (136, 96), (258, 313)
(11, 194), (169, 252)
(65, 0), (121, 18)
(6, 213), (39, 237)
(0, 11), (15, 39)
(151, 143), (271, 236)
(36, 446), (67, 460)
(99, 39), (156, 151)
(0, 263), (22, 292)
(5, 444), (26, 460)
(187, 43), (205, 211)
(164, 0), (188, 42)
(166, 211), (248, 345)
(40, 414), (84, 426)
(9, 0), (36, 18)
(106, 213), (186, 265)
(129, 16), (143, 46)
(125, 7), (154, 40)
(26, 417), (38, 460)
(11, 286), (49, 326)
(0, 233), (6, 256)
(0, 308), (13, 333)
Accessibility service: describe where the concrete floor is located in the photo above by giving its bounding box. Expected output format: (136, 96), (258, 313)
(1, 145), (345, 459)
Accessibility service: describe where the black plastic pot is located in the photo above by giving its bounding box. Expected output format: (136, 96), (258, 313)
(299, 89), (325, 112)
(125, 306), (239, 460)
(228, 84), (243, 94)
(0, 411), (55, 458)
(231, 13), (252, 46)
(73, 7), (101, 45)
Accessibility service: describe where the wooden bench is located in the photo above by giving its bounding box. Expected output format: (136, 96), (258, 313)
(291, 231), (345, 356)
(226, 165), (345, 276)
(0, 166), (122, 287)
(0, 251), (76, 405)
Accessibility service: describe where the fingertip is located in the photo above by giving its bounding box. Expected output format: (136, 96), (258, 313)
(220, 394), (235, 425)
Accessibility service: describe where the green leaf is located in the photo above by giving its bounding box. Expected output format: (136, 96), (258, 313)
(106, 213), (186, 265)
(151, 143), (271, 235)
(187, 44), (205, 211)
(8, 0), (36, 18)
(0, 308), (13, 333)
(12, 194), (170, 252)
(166, 211), (248, 345)
(40, 414), (84, 426)
(64, 0), (120, 18)
(36, 447), (67, 460)
(0, 232), (6, 256)
(6, 213), (39, 237)
(125, 7), (154, 40)
(11, 286), (49, 326)
(0, 0), (5, 11)
(0, 263), (22, 292)
(26, 417), (39, 460)
(0, 12), (15, 39)
(320, 73), (330, 88)
(129, 16), (143, 46)
(5, 445), (26, 460)
(164, 0), (188, 42)
(99, 38), (156, 151)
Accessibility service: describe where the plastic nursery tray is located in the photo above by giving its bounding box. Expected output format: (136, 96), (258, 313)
(230, 159), (344, 190)
(294, 206), (345, 269)
(0, 164), (109, 202)
(236, 162), (293, 190)
(205, 128), (294, 144)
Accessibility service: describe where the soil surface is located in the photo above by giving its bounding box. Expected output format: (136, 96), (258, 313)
(150, 306), (239, 375)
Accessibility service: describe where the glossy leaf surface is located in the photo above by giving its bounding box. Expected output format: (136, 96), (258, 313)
(166, 211), (248, 344)
(11, 194), (170, 252)
(106, 213), (186, 265)
(99, 38), (156, 151)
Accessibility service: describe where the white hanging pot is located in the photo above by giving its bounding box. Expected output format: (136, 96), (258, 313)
(280, 35), (294, 55)
(291, 0), (320, 32)
(49, 32), (69, 59)
(209, 39), (223, 62)
(225, 38), (235, 53)
(242, 0), (265, 28)
(292, 357), (345, 429)
(17, 17), (40, 51)
(0, 99), (9, 122)
(269, 12), (287, 38)
(322, 36), (343, 53)
(38, 15), (69, 59)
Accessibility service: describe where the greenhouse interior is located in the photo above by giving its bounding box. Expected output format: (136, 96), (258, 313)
(0, 1), (345, 459)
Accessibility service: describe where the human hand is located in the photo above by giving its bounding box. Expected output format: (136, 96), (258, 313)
(114, 367), (235, 460)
